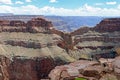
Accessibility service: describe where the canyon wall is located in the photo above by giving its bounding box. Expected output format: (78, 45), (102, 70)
(0, 18), (53, 33)
(70, 18), (120, 60)
(94, 18), (120, 32)
(0, 17), (75, 80)
(0, 17), (120, 80)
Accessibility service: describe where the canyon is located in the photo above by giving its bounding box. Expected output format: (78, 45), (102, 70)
(0, 16), (119, 80)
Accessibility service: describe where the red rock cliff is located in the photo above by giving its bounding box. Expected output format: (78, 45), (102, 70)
(0, 18), (53, 33)
(94, 18), (120, 32)
(0, 56), (55, 80)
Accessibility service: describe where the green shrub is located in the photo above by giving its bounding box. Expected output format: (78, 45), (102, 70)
(75, 77), (87, 80)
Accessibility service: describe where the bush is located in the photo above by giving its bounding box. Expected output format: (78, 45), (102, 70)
(75, 77), (87, 80)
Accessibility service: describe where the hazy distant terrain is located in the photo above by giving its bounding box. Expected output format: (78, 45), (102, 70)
(0, 14), (105, 32)
(45, 16), (104, 32)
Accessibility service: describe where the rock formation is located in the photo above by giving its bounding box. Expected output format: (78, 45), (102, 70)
(0, 18), (53, 33)
(10, 20), (26, 27)
(0, 20), (10, 26)
(71, 18), (120, 35)
(27, 18), (53, 33)
(0, 17), (75, 80)
(94, 18), (120, 32)
(49, 57), (120, 80)
(70, 18), (120, 60)
(0, 17), (120, 80)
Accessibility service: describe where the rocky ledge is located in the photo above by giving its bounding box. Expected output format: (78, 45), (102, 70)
(49, 56), (120, 80)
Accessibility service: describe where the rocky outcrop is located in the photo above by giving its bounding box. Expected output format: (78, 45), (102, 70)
(0, 56), (55, 80)
(113, 56), (120, 79)
(113, 57), (120, 75)
(50, 29), (74, 50)
(49, 60), (102, 80)
(0, 56), (10, 80)
(71, 27), (90, 36)
(68, 18), (120, 60)
(94, 18), (120, 32)
(0, 18), (53, 33)
(0, 20), (10, 26)
(9, 56), (55, 80)
(27, 18), (53, 33)
(70, 18), (120, 60)
(27, 18), (53, 27)
(72, 18), (120, 35)
(10, 20), (26, 27)
(49, 57), (120, 80)
(0, 28), (75, 80)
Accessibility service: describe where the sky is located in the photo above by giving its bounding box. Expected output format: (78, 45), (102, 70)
(0, 0), (120, 16)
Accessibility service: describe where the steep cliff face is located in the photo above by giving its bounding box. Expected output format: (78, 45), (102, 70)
(70, 18), (120, 60)
(9, 57), (55, 80)
(71, 18), (120, 36)
(94, 18), (120, 32)
(0, 56), (10, 80)
(0, 56), (55, 80)
(0, 18), (75, 80)
(0, 18), (53, 33)
(26, 18), (53, 33)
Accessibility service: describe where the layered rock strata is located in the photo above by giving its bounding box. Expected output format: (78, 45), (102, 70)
(0, 17), (120, 80)
(49, 56), (120, 80)
(0, 18), (75, 80)
(70, 18), (120, 60)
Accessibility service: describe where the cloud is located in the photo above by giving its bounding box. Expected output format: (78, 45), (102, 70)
(106, 1), (117, 5)
(15, 1), (24, 4)
(0, 0), (12, 4)
(95, 3), (103, 6)
(0, 4), (120, 16)
(49, 0), (57, 3)
(25, 0), (32, 2)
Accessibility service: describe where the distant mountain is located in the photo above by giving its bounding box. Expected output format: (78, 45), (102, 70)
(0, 13), (14, 16)
(0, 15), (44, 22)
(45, 16), (105, 32)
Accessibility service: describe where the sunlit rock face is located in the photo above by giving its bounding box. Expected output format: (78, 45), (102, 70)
(0, 17), (120, 80)
(0, 18), (53, 33)
(70, 18), (120, 60)
(0, 55), (55, 80)
(0, 18), (75, 80)
(94, 18), (120, 32)
(49, 58), (120, 80)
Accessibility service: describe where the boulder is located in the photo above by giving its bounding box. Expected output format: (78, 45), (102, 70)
(113, 57), (120, 74)
(100, 74), (118, 80)
(49, 60), (101, 80)
(116, 48), (120, 55)
(82, 65), (104, 78)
